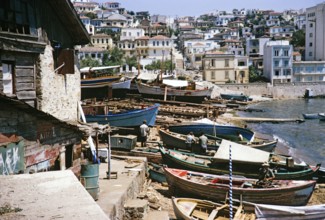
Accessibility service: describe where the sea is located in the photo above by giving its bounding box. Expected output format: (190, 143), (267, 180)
(237, 99), (325, 166)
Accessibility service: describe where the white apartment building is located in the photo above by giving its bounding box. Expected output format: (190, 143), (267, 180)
(215, 14), (235, 26)
(305, 3), (325, 61)
(148, 35), (173, 60)
(120, 28), (145, 41)
(246, 37), (270, 56)
(293, 61), (325, 82)
(263, 41), (293, 84)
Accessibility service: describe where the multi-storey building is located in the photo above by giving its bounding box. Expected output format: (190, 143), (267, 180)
(305, 3), (325, 61)
(263, 41), (293, 84)
(246, 37), (270, 56)
(91, 34), (113, 49)
(293, 61), (325, 82)
(202, 52), (236, 84)
(148, 35), (173, 60)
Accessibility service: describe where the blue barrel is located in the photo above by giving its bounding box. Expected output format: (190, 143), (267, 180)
(80, 163), (99, 200)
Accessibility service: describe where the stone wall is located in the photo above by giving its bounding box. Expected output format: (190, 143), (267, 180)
(215, 82), (325, 99)
(38, 45), (80, 121)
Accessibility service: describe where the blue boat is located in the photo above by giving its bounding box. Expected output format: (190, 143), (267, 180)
(168, 123), (255, 142)
(220, 93), (250, 101)
(85, 103), (160, 127)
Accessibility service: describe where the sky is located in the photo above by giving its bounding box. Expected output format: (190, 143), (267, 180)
(98, 0), (325, 17)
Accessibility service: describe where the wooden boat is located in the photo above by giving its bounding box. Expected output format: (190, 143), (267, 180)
(148, 162), (166, 183)
(168, 123), (255, 142)
(319, 113), (325, 121)
(159, 129), (276, 153)
(84, 103), (160, 127)
(136, 81), (213, 103)
(112, 147), (162, 164)
(254, 203), (325, 219)
(159, 128), (219, 152)
(172, 197), (255, 220)
(220, 93), (250, 102)
(164, 168), (316, 206)
(159, 141), (320, 180)
(80, 65), (131, 99)
(302, 113), (321, 119)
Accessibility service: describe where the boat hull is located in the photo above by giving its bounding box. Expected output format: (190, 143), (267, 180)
(165, 168), (316, 206)
(169, 123), (255, 142)
(136, 82), (213, 103)
(160, 147), (320, 180)
(220, 93), (250, 101)
(319, 113), (325, 121)
(85, 103), (159, 127)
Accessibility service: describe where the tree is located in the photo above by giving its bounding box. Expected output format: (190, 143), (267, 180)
(249, 66), (269, 82)
(290, 30), (305, 48)
(103, 47), (124, 66)
(80, 57), (100, 68)
(125, 56), (137, 69)
(85, 12), (97, 19)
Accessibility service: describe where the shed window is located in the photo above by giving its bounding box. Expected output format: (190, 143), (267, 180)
(1, 62), (15, 95)
(56, 49), (75, 75)
(0, 0), (32, 35)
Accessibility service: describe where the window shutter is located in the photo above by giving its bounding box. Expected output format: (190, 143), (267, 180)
(57, 49), (75, 74)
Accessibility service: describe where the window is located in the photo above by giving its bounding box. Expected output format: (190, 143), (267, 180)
(319, 76), (324, 81)
(225, 59), (229, 67)
(306, 66), (314, 72)
(309, 33), (313, 38)
(274, 70), (280, 76)
(211, 71), (215, 80)
(284, 60), (289, 67)
(0, 0), (32, 35)
(97, 39), (99, 43)
(274, 50), (279, 56)
(238, 61), (245, 66)
(123, 32), (126, 36)
(166, 41), (169, 46)
(309, 52), (313, 57)
(137, 32), (140, 36)
(317, 66), (325, 72)
(309, 42), (313, 47)
(2, 62), (15, 95)
(162, 41), (165, 46)
(284, 69), (291, 75)
(153, 49), (156, 54)
(309, 23), (313, 28)
(307, 76), (313, 81)
(129, 32), (131, 36)
(274, 60), (279, 67)
(225, 71), (229, 79)
(153, 41), (156, 46)
(211, 59), (215, 67)
(157, 41), (160, 46)
(284, 50), (289, 56)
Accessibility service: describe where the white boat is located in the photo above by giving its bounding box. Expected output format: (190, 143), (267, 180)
(319, 113), (325, 121)
(136, 81), (213, 103)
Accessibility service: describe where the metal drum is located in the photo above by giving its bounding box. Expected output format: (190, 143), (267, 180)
(80, 163), (99, 200)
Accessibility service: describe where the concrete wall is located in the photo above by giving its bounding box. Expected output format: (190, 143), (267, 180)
(38, 45), (81, 121)
(216, 82), (325, 99)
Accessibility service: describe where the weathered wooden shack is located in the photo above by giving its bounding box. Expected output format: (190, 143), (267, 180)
(0, 93), (84, 176)
(0, 0), (90, 121)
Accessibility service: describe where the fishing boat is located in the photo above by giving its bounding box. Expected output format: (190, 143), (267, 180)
(220, 93), (251, 102)
(80, 65), (131, 99)
(302, 113), (321, 119)
(159, 128), (219, 152)
(148, 162), (166, 183)
(165, 168), (316, 206)
(112, 147), (162, 164)
(319, 113), (325, 121)
(84, 103), (160, 127)
(159, 140), (320, 180)
(136, 81), (213, 103)
(254, 203), (325, 219)
(172, 197), (255, 220)
(159, 129), (276, 153)
(168, 123), (255, 142)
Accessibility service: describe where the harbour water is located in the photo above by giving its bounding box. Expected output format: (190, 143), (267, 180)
(238, 99), (325, 166)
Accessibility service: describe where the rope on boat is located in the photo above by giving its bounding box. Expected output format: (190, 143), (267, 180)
(229, 144), (233, 220)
